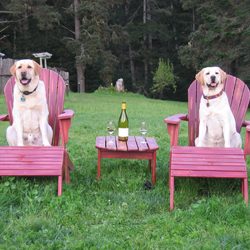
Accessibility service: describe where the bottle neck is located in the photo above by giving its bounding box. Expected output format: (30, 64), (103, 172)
(121, 103), (126, 110)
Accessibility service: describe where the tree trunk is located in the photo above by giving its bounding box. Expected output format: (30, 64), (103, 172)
(76, 63), (85, 92)
(147, 1), (152, 51)
(23, 3), (29, 56)
(125, 0), (136, 87)
(147, 0), (152, 89)
(74, 0), (85, 92)
(128, 43), (136, 86)
(192, 7), (195, 32)
(143, 0), (148, 89)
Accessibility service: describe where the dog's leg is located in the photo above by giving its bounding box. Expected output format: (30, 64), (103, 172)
(196, 119), (207, 147)
(47, 124), (53, 145)
(6, 126), (18, 146)
(39, 116), (51, 146)
(12, 116), (24, 146)
(223, 123), (231, 147)
(231, 132), (242, 148)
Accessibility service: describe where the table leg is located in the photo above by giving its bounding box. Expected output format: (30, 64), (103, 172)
(151, 151), (156, 185)
(97, 150), (101, 180)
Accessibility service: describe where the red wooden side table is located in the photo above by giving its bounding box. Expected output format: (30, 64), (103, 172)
(96, 136), (159, 185)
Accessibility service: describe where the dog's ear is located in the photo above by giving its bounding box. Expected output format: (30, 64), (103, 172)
(219, 68), (227, 84)
(33, 60), (42, 75)
(10, 63), (16, 76)
(195, 69), (204, 85)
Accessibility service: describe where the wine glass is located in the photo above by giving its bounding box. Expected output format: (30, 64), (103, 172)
(139, 121), (147, 144)
(107, 121), (116, 144)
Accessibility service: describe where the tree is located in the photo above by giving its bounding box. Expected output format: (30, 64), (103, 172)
(0, 0), (60, 58)
(73, 0), (85, 92)
(151, 58), (176, 99)
(64, 0), (118, 92)
(179, 0), (250, 80)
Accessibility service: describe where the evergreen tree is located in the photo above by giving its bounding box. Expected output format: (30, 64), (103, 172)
(1, 0), (249, 97)
(64, 0), (118, 92)
(151, 58), (176, 99)
(179, 0), (250, 81)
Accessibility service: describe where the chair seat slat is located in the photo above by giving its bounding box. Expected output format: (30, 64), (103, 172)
(171, 170), (247, 178)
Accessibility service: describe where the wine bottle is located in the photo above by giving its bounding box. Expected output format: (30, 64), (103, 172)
(118, 102), (129, 141)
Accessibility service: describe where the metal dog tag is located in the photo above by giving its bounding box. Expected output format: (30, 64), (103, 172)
(20, 95), (26, 102)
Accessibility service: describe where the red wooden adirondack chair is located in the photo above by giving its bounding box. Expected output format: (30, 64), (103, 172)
(0, 68), (74, 195)
(164, 74), (249, 210)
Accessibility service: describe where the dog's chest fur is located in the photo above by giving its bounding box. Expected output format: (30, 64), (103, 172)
(200, 92), (233, 141)
(13, 81), (48, 133)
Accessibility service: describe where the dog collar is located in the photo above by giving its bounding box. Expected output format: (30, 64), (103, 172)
(18, 84), (39, 102)
(203, 89), (224, 107)
(21, 85), (38, 96)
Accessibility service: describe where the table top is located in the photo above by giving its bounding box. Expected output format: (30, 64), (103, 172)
(96, 136), (159, 152)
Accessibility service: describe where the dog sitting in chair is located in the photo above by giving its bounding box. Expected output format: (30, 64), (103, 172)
(6, 59), (53, 146)
(195, 66), (241, 148)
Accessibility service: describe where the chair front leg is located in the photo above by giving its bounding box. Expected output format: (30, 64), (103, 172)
(169, 176), (175, 211)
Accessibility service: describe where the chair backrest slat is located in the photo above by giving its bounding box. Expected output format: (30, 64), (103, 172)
(188, 74), (250, 146)
(224, 75), (236, 105)
(188, 81), (200, 146)
(4, 68), (66, 146)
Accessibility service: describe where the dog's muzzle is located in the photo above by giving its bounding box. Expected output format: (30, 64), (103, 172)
(20, 72), (31, 85)
(206, 75), (219, 89)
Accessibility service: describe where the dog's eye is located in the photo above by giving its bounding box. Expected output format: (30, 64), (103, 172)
(17, 66), (22, 69)
(205, 72), (210, 75)
(215, 72), (219, 74)
(27, 65), (32, 69)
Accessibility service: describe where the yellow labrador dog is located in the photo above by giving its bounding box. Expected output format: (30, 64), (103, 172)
(7, 59), (53, 146)
(195, 66), (241, 148)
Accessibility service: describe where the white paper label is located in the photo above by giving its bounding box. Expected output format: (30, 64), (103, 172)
(118, 128), (129, 137)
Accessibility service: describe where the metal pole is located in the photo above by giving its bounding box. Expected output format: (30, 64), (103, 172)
(39, 58), (43, 67)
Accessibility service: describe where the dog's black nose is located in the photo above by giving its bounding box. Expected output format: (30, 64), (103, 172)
(21, 72), (27, 78)
(210, 75), (216, 82)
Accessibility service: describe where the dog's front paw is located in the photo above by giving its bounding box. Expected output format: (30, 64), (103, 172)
(195, 138), (202, 147)
(43, 141), (51, 146)
(17, 141), (24, 146)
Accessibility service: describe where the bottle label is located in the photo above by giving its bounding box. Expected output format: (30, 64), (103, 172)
(118, 128), (129, 137)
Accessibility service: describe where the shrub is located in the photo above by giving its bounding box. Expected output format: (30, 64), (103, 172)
(151, 58), (176, 98)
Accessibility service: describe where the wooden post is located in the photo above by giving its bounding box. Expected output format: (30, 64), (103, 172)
(0, 58), (14, 93)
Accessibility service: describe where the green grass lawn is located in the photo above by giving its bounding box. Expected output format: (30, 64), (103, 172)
(0, 90), (249, 249)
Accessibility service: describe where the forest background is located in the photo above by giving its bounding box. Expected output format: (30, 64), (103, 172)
(0, 0), (250, 101)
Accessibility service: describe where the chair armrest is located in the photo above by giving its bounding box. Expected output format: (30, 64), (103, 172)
(164, 114), (188, 124)
(242, 120), (250, 127)
(164, 114), (188, 146)
(58, 109), (74, 146)
(58, 109), (74, 120)
(0, 114), (9, 122)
